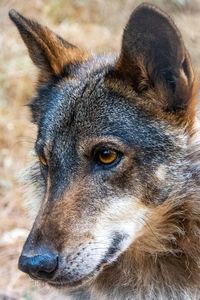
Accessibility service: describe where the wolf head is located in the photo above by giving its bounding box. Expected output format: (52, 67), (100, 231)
(9, 3), (198, 290)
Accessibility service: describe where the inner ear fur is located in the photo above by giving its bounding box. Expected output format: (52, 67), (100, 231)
(9, 9), (87, 75)
(116, 3), (195, 113)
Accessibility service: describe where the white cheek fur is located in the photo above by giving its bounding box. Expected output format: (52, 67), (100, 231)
(58, 196), (149, 282)
(92, 196), (149, 262)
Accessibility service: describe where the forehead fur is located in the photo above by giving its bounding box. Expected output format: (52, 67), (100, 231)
(31, 55), (185, 160)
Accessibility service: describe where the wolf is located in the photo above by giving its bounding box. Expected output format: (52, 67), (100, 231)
(9, 3), (200, 300)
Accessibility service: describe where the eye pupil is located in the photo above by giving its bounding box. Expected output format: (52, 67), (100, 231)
(97, 149), (117, 165)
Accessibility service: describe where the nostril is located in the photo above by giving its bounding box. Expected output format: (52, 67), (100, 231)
(18, 253), (58, 279)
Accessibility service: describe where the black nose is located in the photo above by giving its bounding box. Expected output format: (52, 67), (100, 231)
(18, 252), (58, 280)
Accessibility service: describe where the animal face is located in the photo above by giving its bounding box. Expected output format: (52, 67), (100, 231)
(9, 3), (197, 290)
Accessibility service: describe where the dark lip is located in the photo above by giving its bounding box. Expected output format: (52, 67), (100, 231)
(29, 232), (126, 289)
(47, 256), (115, 289)
(47, 233), (125, 288)
(48, 255), (120, 288)
(48, 267), (100, 289)
(24, 257), (109, 289)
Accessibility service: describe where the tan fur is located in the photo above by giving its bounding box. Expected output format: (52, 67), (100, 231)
(9, 9), (88, 78)
(9, 3), (200, 300)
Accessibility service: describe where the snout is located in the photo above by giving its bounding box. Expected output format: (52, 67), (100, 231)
(18, 251), (58, 280)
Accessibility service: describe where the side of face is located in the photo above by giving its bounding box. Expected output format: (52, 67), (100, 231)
(9, 3), (196, 289)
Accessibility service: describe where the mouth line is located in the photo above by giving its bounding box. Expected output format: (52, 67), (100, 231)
(28, 232), (127, 289)
(47, 253), (117, 289)
(47, 236), (125, 288)
(48, 267), (100, 289)
(26, 251), (117, 289)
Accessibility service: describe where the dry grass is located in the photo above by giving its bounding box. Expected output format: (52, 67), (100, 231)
(0, 0), (200, 299)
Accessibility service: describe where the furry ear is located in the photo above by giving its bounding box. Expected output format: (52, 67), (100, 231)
(117, 3), (194, 112)
(9, 9), (86, 75)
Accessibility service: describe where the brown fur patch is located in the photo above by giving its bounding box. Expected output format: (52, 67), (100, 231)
(9, 9), (89, 77)
(10, 3), (200, 299)
(105, 72), (199, 135)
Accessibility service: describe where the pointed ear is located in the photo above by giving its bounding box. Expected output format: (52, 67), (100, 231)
(116, 3), (194, 112)
(9, 9), (86, 75)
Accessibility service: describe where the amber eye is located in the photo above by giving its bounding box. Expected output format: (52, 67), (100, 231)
(39, 154), (48, 167)
(96, 148), (118, 165)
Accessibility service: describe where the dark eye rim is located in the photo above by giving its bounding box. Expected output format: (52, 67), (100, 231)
(93, 147), (123, 168)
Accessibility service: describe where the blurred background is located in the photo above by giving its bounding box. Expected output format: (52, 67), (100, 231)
(0, 0), (200, 299)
